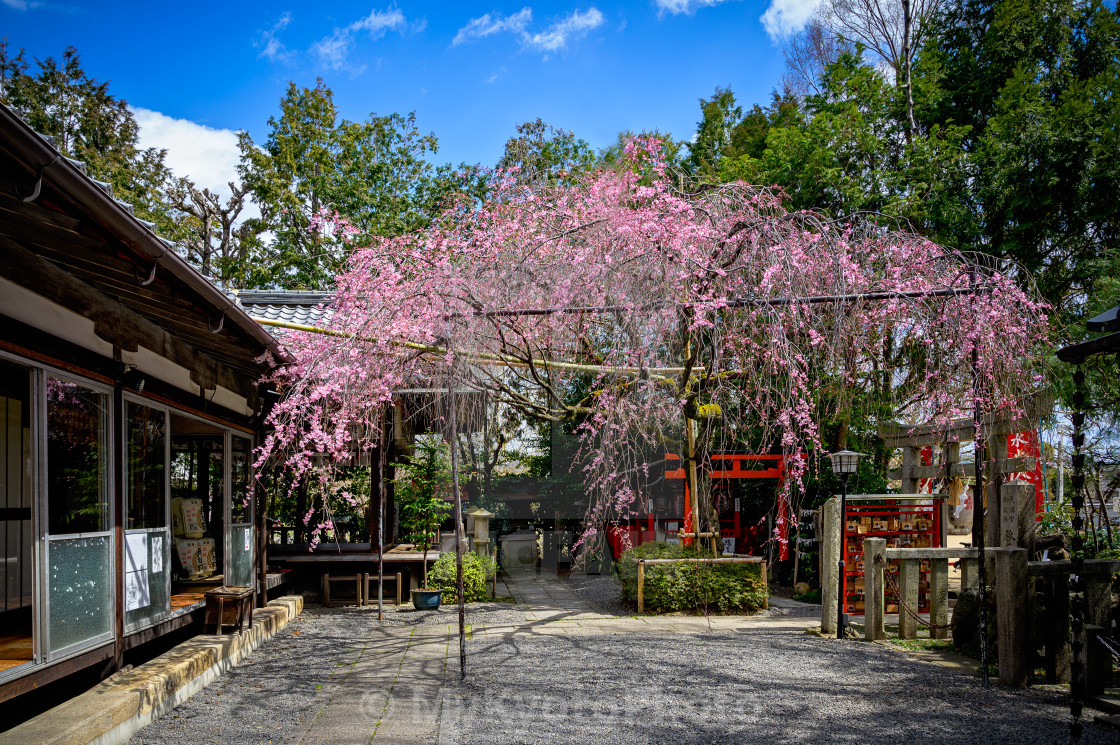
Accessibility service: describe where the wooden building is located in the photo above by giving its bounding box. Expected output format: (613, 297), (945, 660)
(0, 103), (282, 701)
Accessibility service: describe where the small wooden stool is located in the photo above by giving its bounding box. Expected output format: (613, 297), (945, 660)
(322, 572), (363, 607)
(204, 586), (254, 634)
(361, 572), (403, 606)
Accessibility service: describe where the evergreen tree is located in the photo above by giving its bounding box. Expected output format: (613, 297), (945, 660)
(0, 43), (174, 234)
(918, 0), (1120, 329)
(497, 118), (596, 186)
(686, 87), (742, 180)
(237, 80), (457, 289)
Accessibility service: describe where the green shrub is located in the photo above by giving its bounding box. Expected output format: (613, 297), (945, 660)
(794, 589), (821, 604)
(428, 551), (496, 603)
(616, 541), (768, 613)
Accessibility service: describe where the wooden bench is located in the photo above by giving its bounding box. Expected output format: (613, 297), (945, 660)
(321, 572), (363, 607)
(361, 572), (403, 606)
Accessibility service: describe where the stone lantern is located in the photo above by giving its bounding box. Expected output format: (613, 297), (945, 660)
(470, 508), (494, 556)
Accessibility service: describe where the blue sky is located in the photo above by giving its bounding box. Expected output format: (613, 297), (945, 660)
(1, 0), (817, 193)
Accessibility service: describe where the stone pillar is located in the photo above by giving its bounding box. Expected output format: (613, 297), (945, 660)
(863, 538), (887, 641)
(1086, 625), (1109, 695)
(1000, 481), (1035, 549)
(898, 558), (921, 640)
(985, 435), (1009, 548)
(900, 446), (920, 494)
(1042, 574), (1071, 684)
(930, 558), (949, 640)
(994, 547), (1029, 686)
(960, 557), (979, 590)
(1084, 566), (1112, 695)
(820, 498), (840, 635)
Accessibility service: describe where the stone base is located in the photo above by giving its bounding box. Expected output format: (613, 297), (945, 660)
(0, 596), (304, 745)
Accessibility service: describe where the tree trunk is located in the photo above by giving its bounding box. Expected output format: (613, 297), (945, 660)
(902, 0), (916, 141)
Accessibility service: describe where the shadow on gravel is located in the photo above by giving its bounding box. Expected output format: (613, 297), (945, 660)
(444, 629), (1113, 745)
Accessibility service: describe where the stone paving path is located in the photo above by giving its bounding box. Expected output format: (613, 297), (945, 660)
(287, 625), (452, 744)
(276, 569), (819, 744)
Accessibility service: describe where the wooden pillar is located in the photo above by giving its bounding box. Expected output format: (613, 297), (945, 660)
(111, 382), (125, 674)
(256, 475), (266, 609)
(863, 538), (887, 641)
(295, 482), (307, 544)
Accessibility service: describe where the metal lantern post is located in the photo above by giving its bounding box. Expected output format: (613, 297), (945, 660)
(830, 450), (865, 639)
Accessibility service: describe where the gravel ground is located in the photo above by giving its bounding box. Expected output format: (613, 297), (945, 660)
(564, 574), (628, 615)
(127, 600), (525, 745)
(128, 591), (1113, 745)
(444, 629), (1116, 745)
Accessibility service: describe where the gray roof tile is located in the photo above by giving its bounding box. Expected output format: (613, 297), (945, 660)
(232, 289), (335, 336)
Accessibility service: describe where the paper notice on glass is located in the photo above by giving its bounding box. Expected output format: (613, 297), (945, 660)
(244, 531), (251, 551)
(126, 569), (150, 611)
(125, 533), (151, 611)
(151, 535), (163, 574)
(126, 533), (148, 572)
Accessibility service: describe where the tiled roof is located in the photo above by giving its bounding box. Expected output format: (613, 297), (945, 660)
(231, 289), (335, 336)
(1, 105), (286, 365)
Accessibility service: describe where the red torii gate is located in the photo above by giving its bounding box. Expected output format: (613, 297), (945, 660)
(606, 452), (801, 560)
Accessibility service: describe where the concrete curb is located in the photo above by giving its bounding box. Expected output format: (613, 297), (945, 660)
(0, 596), (304, 745)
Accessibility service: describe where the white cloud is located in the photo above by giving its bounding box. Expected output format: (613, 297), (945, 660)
(256, 13), (293, 63)
(1, 0), (36, 9)
(453, 8), (532, 46)
(526, 7), (604, 52)
(453, 8), (531, 45)
(654, 0), (731, 16)
(312, 7), (406, 70)
(132, 107), (246, 203)
(452, 6), (603, 54)
(761, 0), (821, 40)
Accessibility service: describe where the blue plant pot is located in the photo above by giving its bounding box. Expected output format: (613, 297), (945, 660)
(411, 589), (443, 610)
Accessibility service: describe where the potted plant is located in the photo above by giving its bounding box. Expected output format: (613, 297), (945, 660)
(396, 440), (453, 610)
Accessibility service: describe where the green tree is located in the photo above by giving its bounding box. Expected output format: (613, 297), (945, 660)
(727, 92), (804, 162)
(598, 129), (685, 172)
(917, 0), (1120, 329)
(686, 87), (742, 180)
(164, 177), (266, 288)
(718, 52), (972, 237)
(395, 439), (454, 588)
(238, 80), (455, 289)
(0, 43), (174, 233)
(497, 118), (596, 186)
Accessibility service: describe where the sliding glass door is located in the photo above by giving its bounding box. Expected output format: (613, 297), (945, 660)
(124, 399), (170, 630)
(228, 435), (253, 588)
(42, 375), (113, 660)
(0, 359), (34, 676)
